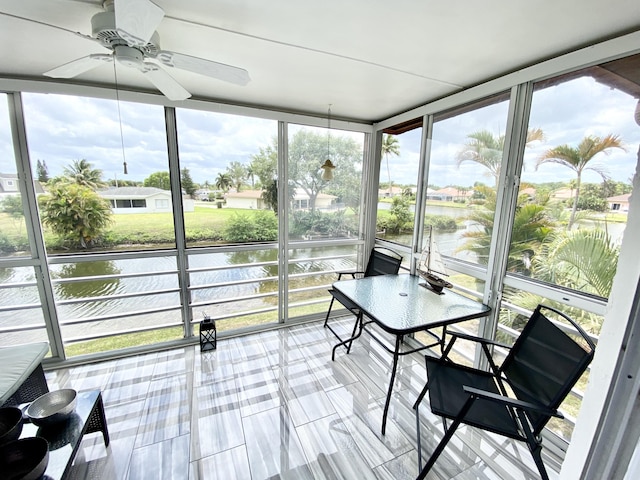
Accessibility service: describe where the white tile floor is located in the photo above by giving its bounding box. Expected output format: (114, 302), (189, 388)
(44, 318), (561, 479)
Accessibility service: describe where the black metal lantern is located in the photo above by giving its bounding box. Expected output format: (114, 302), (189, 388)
(199, 314), (216, 352)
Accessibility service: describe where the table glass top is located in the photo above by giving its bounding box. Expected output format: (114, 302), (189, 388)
(333, 274), (490, 334)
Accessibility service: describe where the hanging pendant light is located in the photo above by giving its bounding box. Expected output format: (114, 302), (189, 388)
(320, 105), (335, 181)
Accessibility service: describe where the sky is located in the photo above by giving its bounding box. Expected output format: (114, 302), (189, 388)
(1, 74), (639, 190)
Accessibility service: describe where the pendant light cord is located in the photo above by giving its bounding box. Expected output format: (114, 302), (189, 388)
(113, 62), (128, 175)
(327, 104), (332, 158)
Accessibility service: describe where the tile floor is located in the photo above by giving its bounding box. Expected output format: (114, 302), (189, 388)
(45, 318), (562, 479)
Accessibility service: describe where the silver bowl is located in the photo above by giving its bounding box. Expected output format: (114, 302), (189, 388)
(26, 389), (77, 427)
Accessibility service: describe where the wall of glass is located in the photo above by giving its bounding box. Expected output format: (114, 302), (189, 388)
(376, 53), (640, 448)
(286, 123), (366, 320)
(0, 89), (372, 360)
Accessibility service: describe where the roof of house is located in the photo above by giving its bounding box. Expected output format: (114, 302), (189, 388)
(99, 187), (170, 198)
(226, 189), (336, 200)
(608, 193), (631, 202)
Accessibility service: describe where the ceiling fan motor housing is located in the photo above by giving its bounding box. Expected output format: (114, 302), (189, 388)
(91, 10), (160, 55)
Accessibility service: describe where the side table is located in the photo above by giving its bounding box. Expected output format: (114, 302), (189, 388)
(20, 389), (110, 480)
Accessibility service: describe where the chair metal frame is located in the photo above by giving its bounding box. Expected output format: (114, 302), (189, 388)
(413, 304), (596, 480)
(323, 247), (402, 354)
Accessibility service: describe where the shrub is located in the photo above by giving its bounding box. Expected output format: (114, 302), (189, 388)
(224, 210), (277, 242)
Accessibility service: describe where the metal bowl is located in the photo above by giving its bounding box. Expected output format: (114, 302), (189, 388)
(0, 437), (49, 480)
(26, 389), (77, 427)
(0, 407), (23, 446)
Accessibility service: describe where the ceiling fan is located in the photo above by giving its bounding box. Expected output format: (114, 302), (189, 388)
(44, 0), (250, 101)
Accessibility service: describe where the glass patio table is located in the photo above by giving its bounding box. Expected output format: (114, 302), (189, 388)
(330, 274), (491, 434)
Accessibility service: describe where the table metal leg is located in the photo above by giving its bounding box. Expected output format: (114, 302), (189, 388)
(381, 335), (401, 435)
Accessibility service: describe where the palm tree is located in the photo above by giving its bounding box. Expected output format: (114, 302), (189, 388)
(507, 228), (619, 335)
(226, 161), (247, 192)
(246, 164), (255, 188)
(381, 134), (400, 197)
(456, 128), (544, 186)
(63, 159), (106, 190)
(457, 185), (554, 273)
(214, 172), (232, 192)
(536, 134), (625, 229)
(539, 228), (618, 298)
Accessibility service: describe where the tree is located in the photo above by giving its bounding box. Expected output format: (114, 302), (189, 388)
(381, 134), (400, 197)
(0, 195), (25, 233)
(288, 130), (362, 212)
(0, 195), (24, 220)
(144, 171), (171, 190)
(457, 185), (554, 273)
(226, 161), (247, 192)
(536, 134), (625, 228)
(36, 159), (49, 183)
(536, 229), (618, 298)
(575, 183), (608, 212)
(246, 164), (256, 188)
(180, 168), (197, 197)
(215, 172), (233, 192)
(457, 128), (544, 186)
(250, 145), (278, 187)
(38, 183), (112, 249)
(62, 159), (106, 189)
(261, 179), (278, 213)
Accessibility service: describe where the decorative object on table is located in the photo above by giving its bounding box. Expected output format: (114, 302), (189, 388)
(25, 389), (77, 427)
(199, 314), (217, 352)
(417, 225), (452, 293)
(0, 407), (23, 446)
(0, 436), (49, 480)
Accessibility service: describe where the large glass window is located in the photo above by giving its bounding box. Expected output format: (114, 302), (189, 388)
(175, 109), (278, 247)
(287, 124), (364, 242)
(21, 93), (171, 254)
(187, 248), (279, 331)
(286, 123), (365, 320)
(507, 58), (638, 300)
(376, 122), (423, 246)
(500, 54), (640, 442)
(50, 255), (183, 356)
(0, 93), (29, 258)
(427, 95), (512, 268)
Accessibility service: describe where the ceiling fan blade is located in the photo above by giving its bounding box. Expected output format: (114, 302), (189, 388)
(114, 0), (164, 47)
(44, 54), (113, 78)
(142, 64), (191, 101)
(154, 51), (250, 86)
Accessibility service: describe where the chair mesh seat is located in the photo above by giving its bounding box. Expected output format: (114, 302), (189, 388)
(426, 359), (520, 438)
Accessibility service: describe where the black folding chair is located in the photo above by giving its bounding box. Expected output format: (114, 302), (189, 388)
(323, 247), (402, 354)
(413, 304), (596, 480)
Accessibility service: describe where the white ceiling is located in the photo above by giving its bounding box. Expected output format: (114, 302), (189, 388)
(1, 0), (639, 123)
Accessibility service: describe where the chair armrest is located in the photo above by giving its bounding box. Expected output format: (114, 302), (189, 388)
(462, 386), (563, 418)
(336, 271), (365, 280)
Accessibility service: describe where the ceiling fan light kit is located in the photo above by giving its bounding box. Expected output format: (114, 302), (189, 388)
(43, 0), (250, 101)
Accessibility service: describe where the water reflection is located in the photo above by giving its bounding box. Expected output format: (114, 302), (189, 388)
(52, 261), (121, 299)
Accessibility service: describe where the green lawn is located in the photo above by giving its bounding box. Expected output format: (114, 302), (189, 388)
(0, 206), (271, 251)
